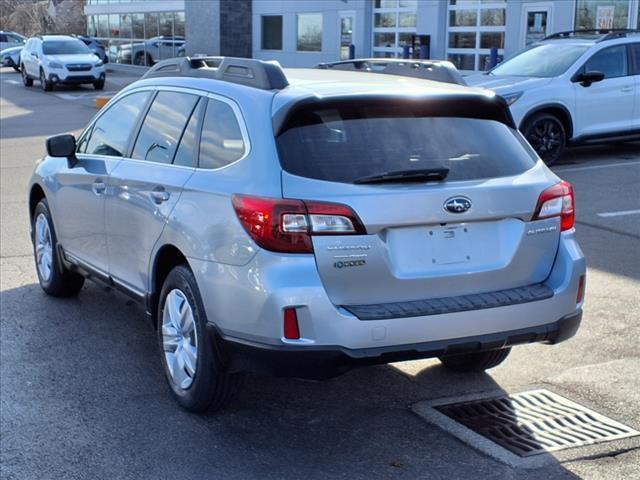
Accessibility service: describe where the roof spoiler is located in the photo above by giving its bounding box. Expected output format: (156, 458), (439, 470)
(141, 56), (289, 90)
(316, 58), (466, 86)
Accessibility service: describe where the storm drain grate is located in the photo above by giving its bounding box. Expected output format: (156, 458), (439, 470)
(435, 389), (639, 457)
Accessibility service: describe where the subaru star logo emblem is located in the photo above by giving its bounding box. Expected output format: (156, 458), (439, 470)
(444, 196), (472, 213)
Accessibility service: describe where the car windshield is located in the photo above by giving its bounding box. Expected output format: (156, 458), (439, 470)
(42, 40), (90, 55)
(490, 43), (590, 77)
(277, 103), (537, 184)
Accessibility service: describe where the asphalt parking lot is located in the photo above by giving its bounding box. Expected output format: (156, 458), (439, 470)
(1, 66), (639, 479)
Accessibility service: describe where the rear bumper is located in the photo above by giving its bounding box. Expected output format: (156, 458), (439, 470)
(210, 310), (582, 379)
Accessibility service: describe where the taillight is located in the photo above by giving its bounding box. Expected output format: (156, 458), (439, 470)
(532, 180), (575, 231)
(231, 195), (366, 253)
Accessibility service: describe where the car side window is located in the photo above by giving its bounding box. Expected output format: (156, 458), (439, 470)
(583, 45), (628, 79)
(84, 91), (151, 157)
(629, 43), (640, 76)
(198, 99), (246, 169)
(132, 91), (199, 164)
(173, 98), (205, 168)
(0, 34), (7, 43)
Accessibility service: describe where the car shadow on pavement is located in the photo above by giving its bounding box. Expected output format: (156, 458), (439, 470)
(0, 280), (581, 479)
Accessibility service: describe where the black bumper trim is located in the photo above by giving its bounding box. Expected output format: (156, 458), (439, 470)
(344, 284), (554, 320)
(209, 309), (582, 380)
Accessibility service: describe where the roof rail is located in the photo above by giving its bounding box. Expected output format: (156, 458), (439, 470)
(141, 56), (289, 90)
(543, 28), (639, 42)
(316, 58), (466, 85)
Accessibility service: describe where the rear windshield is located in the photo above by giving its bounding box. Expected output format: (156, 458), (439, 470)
(276, 105), (537, 184)
(43, 40), (90, 55)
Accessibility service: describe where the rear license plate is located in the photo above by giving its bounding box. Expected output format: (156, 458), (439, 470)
(431, 225), (470, 265)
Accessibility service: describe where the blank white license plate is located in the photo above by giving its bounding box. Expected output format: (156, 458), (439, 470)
(432, 225), (470, 265)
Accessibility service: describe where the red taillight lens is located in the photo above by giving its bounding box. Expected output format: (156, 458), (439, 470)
(283, 308), (300, 339)
(576, 275), (586, 304)
(232, 195), (366, 253)
(532, 180), (575, 231)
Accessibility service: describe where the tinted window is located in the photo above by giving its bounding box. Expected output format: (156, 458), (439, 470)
(132, 91), (199, 164)
(277, 104), (536, 184)
(629, 43), (640, 76)
(85, 91), (151, 157)
(174, 98), (205, 167)
(584, 45), (627, 78)
(42, 40), (90, 55)
(0, 35), (7, 43)
(199, 99), (246, 169)
(262, 16), (283, 50)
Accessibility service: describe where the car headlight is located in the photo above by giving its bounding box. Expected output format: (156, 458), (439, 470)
(501, 92), (523, 106)
(48, 61), (63, 69)
(95, 60), (104, 67)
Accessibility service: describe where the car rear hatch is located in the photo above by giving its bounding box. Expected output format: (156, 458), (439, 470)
(274, 96), (563, 307)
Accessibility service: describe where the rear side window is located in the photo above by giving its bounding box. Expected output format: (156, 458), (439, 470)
(173, 98), (205, 167)
(84, 91), (151, 157)
(198, 99), (246, 169)
(132, 91), (199, 164)
(583, 45), (627, 79)
(276, 104), (537, 184)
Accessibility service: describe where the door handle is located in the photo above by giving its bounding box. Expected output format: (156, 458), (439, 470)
(621, 86), (633, 93)
(150, 187), (170, 204)
(92, 180), (106, 196)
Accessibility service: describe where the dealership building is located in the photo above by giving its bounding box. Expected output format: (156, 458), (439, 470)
(85, 0), (640, 73)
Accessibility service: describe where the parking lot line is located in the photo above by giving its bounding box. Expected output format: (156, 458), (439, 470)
(554, 161), (640, 173)
(597, 209), (640, 218)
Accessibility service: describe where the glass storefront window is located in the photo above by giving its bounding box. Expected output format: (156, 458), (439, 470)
(175, 12), (185, 37)
(262, 15), (283, 50)
(108, 14), (119, 37)
(120, 14), (132, 39)
(145, 13), (159, 38)
(297, 13), (323, 52)
(575, 0), (630, 30)
(159, 12), (174, 37)
(97, 15), (109, 38)
(132, 13), (144, 39)
(449, 10), (477, 27)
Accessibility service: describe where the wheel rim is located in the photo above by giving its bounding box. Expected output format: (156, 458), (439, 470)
(34, 213), (53, 282)
(162, 289), (198, 389)
(527, 119), (563, 161)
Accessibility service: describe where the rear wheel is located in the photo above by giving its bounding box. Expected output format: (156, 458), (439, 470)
(22, 66), (32, 86)
(439, 348), (511, 373)
(522, 113), (566, 166)
(158, 265), (238, 413)
(40, 69), (52, 91)
(32, 199), (84, 297)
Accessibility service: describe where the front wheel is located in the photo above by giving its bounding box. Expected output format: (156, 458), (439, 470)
(158, 265), (238, 413)
(22, 66), (33, 86)
(40, 69), (52, 91)
(439, 348), (511, 373)
(522, 113), (566, 166)
(93, 79), (105, 90)
(32, 199), (84, 297)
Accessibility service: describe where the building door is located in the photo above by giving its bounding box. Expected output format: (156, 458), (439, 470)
(521, 3), (553, 48)
(339, 11), (356, 60)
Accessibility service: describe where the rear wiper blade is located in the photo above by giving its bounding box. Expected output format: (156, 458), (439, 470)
(353, 168), (449, 185)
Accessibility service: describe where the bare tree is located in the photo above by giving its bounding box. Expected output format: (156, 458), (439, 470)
(0, 0), (85, 36)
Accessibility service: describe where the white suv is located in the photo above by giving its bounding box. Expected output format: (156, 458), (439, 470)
(20, 35), (106, 91)
(467, 29), (639, 165)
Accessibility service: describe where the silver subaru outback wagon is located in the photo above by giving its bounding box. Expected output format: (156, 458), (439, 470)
(28, 57), (586, 412)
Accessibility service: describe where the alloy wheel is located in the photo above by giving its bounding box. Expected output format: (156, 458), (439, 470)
(162, 289), (198, 389)
(34, 213), (53, 282)
(526, 119), (563, 162)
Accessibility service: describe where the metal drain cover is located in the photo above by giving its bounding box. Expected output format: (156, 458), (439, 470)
(434, 389), (639, 457)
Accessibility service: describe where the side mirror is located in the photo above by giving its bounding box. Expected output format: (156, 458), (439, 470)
(575, 70), (605, 87)
(46, 134), (78, 168)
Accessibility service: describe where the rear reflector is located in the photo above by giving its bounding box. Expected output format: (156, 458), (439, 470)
(283, 308), (300, 339)
(232, 195), (366, 254)
(532, 180), (575, 231)
(576, 275), (586, 304)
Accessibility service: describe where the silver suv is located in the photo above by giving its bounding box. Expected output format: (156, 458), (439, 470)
(28, 57), (586, 412)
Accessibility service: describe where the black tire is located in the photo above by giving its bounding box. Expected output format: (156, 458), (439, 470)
(22, 65), (33, 86)
(93, 79), (105, 90)
(439, 347), (511, 373)
(134, 52), (153, 66)
(157, 264), (238, 413)
(32, 199), (85, 297)
(40, 69), (52, 91)
(522, 113), (566, 166)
